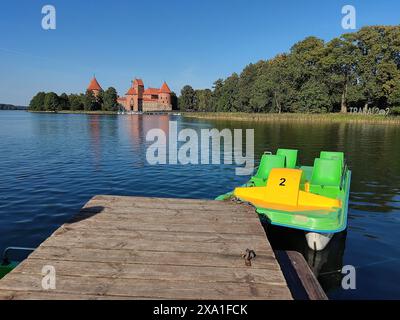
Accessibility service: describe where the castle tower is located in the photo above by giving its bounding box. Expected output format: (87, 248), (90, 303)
(125, 81), (137, 111)
(159, 81), (171, 106)
(133, 78), (144, 111)
(87, 76), (103, 97)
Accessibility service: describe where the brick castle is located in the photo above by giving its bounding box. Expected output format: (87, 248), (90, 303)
(87, 77), (172, 112)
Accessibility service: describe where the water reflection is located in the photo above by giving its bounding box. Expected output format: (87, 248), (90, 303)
(1, 112), (399, 299)
(88, 115), (101, 169)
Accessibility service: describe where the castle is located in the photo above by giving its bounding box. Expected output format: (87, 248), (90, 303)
(86, 77), (172, 112)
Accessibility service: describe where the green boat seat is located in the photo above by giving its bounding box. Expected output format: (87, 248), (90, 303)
(250, 154), (285, 185)
(320, 151), (344, 169)
(277, 149), (298, 169)
(311, 158), (342, 187)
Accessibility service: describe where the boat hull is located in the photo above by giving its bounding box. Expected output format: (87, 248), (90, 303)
(305, 232), (334, 251)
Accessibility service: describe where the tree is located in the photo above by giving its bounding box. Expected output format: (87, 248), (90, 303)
(354, 26), (400, 111)
(101, 87), (118, 111)
(83, 90), (99, 111)
(59, 93), (70, 110)
(44, 92), (60, 112)
(321, 35), (359, 113)
(69, 94), (84, 111)
(170, 91), (178, 110)
(196, 89), (213, 112)
(237, 63), (259, 112)
(294, 80), (331, 113)
(213, 73), (239, 112)
(179, 85), (197, 111)
(28, 92), (46, 110)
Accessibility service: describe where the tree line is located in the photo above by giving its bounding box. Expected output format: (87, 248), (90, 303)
(0, 104), (27, 110)
(28, 87), (119, 112)
(179, 26), (400, 114)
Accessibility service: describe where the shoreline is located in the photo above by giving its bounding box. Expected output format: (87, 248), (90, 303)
(28, 110), (118, 115)
(25, 110), (400, 124)
(182, 112), (400, 124)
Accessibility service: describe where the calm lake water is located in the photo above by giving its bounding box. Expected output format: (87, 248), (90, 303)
(0, 110), (399, 299)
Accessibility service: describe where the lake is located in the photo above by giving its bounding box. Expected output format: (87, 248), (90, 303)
(0, 110), (399, 299)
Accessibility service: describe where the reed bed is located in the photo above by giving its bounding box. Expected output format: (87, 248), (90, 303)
(183, 112), (400, 125)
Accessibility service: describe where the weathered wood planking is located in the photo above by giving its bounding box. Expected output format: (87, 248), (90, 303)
(0, 195), (293, 300)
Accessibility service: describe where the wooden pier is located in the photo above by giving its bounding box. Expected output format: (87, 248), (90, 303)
(0, 195), (325, 300)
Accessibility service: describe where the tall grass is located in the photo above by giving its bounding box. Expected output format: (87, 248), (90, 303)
(182, 112), (400, 125)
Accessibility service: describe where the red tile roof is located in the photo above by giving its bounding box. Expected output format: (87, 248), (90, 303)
(126, 87), (137, 95)
(143, 88), (160, 95)
(160, 82), (171, 94)
(87, 77), (102, 91)
(133, 79), (144, 86)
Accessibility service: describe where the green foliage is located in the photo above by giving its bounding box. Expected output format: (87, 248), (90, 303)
(179, 85), (197, 111)
(390, 106), (400, 116)
(83, 90), (99, 111)
(29, 87), (117, 112)
(100, 87), (118, 111)
(28, 92), (46, 110)
(44, 92), (60, 112)
(68, 94), (84, 111)
(179, 26), (400, 114)
(195, 89), (212, 112)
(170, 91), (178, 110)
(59, 93), (70, 110)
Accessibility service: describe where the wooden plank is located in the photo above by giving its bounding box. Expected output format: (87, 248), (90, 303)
(69, 210), (259, 226)
(65, 220), (262, 235)
(86, 195), (253, 212)
(53, 227), (272, 243)
(28, 246), (280, 269)
(42, 235), (271, 256)
(0, 290), (152, 300)
(11, 259), (287, 285)
(0, 196), (293, 300)
(89, 195), (242, 207)
(275, 251), (327, 300)
(0, 273), (291, 300)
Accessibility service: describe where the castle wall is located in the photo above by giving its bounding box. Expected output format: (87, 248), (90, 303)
(142, 101), (172, 112)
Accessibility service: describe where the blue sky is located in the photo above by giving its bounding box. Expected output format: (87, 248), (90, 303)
(0, 0), (399, 105)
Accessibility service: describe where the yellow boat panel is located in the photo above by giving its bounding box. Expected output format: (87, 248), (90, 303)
(264, 168), (302, 206)
(298, 191), (341, 208)
(233, 168), (341, 212)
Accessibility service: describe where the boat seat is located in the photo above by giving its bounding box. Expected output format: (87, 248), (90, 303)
(320, 151), (344, 170)
(234, 168), (341, 209)
(277, 149), (298, 169)
(250, 154), (285, 185)
(310, 158), (342, 196)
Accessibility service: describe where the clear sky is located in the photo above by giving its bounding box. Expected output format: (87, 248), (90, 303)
(0, 0), (399, 105)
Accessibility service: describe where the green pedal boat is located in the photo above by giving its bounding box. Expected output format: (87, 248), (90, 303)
(216, 149), (351, 251)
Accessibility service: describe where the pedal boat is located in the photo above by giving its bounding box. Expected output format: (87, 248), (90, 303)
(217, 149), (351, 251)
